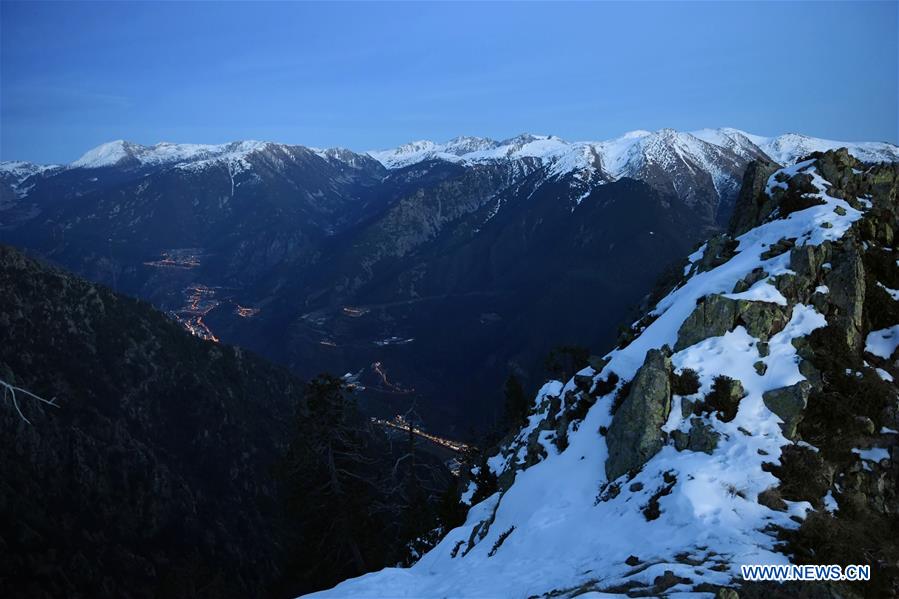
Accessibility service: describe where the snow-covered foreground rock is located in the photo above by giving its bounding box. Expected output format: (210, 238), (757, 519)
(307, 150), (899, 597)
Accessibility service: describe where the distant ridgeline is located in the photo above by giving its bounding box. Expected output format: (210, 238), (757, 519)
(308, 151), (899, 598)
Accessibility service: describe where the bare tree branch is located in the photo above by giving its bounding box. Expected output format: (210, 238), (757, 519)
(1, 377), (58, 425)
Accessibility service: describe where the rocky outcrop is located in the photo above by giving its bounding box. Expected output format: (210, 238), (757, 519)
(824, 241), (866, 351)
(729, 158), (781, 236)
(605, 349), (672, 480)
(762, 381), (811, 439)
(674, 294), (788, 351)
(696, 234), (740, 273)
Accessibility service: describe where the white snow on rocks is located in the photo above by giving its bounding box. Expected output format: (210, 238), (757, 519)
(0, 161), (62, 198)
(865, 325), (899, 359)
(876, 368), (895, 382)
(878, 282), (899, 301)
(724, 279), (788, 305)
(852, 447), (890, 464)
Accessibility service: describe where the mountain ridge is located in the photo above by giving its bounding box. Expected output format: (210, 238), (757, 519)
(5, 127), (897, 177)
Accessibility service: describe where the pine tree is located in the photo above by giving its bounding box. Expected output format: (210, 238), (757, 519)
(279, 375), (387, 591)
(435, 479), (467, 531)
(544, 344), (590, 381)
(469, 455), (499, 505)
(503, 372), (529, 431)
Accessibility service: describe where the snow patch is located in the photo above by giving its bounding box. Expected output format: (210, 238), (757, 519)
(865, 325), (899, 359)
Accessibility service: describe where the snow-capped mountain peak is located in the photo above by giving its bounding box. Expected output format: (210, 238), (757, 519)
(444, 136), (500, 155)
(71, 139), (137, 168)
(70, 139), (275, 170)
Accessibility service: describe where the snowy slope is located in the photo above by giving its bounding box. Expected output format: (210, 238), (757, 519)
(305, 153), (890, 597)
(0, 161), (63, 199)
(0, 160), (61, 180)
(693, 129), (899, 167)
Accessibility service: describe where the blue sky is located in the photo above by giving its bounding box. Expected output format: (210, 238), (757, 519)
(1, 1), (896, 164)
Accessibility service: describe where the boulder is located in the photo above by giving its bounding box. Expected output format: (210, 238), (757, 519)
(672, 417), (720, 454)
(652, 570), (691, 593)
(731, 267), (768, 294)
(675, 295), (739, 351)
(605, 349), (672, 480)
(762, 381), (812, 438)
(759, 237), (795, 260)
(737, 300), (789, 341)
(696, 234), (739, 273)
(757, 487), (788, 512)
(674, 294), (788, 351)
(588, 355), (609, 372)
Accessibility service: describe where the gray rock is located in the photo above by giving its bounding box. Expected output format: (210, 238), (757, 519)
(789, 242), (830, 283)
(605, 349), (672, 480)
(729, 158), (782, 236)
(731, 267), (767, 294)
(757, 488), (788, 512)
(652, 570), (691, 592)
(675, 295), (739, 351)
(824, 242), (866, 352)
(715, 588), (739, 599)
(672, 417), (719, 454)
(588, 355), (609, 372)
(760, 237), (795, 260)
(696, 234), (739, 273)
(674, 294), (788, 351)
(762, 381), (812, 438)
(737, 300), (789, 341)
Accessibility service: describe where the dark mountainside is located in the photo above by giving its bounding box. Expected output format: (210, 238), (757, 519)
(0, 246), (454, 598)
(227, 170), (706, 430)
(0, 245), (296, 597)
